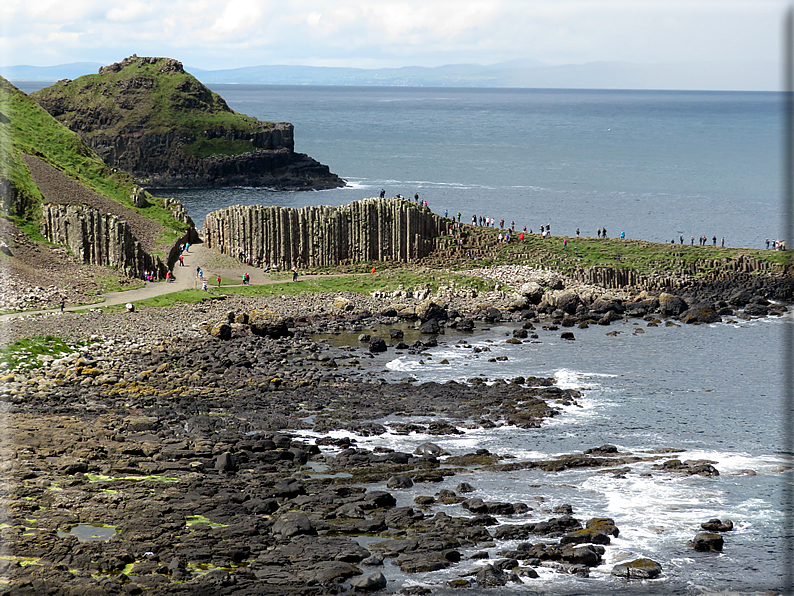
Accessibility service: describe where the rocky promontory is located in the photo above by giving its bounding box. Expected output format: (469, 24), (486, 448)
(31, 56), (344, 190)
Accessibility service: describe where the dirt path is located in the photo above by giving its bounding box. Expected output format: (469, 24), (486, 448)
(0, 243), (343, 321)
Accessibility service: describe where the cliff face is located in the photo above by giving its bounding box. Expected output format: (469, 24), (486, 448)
(40, 203), (190, 278)
(31, 56), (344, 190)
(203, 197), (450, 269)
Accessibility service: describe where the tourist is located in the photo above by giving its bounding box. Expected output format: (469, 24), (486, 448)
(60, 299), (65, 313)
(292, 267), (298, 282)
(602, 227), (607, 238)
(179, 254), (184, 266)
(576, 228), (579, 237)
(691, 236), (694, 245)
(511, 221), (515, 230)
(415, 193), (419, 202)
(621, 230), (626, 239)
(721, 237), (725, 247)
(217, 275), (221, 287)
(519, 232), (524, 243)
(457, 212), (461, 222)
(201, 280), (207, 291)
(680, 235), (684, 245)
(597, 228), (601, 238)
(380, 189), (385, 198)
(766, 238), (770, 249)
(712, 236), (717, 246)
(185, 242), (190, 252)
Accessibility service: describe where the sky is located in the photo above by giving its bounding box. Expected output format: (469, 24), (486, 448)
(0, 0), (790, 89)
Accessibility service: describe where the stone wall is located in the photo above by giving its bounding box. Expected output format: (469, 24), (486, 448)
(203, 197), (451, 268)
(40, 203), (169, 278)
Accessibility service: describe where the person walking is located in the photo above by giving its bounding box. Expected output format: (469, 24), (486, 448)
(292, 266), (298, 282)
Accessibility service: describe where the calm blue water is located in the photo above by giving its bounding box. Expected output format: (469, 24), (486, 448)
(168, 85), (784, 249)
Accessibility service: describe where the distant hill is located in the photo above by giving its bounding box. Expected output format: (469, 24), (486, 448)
(5, 59), (777, 91)
(30, 55), (344, 189)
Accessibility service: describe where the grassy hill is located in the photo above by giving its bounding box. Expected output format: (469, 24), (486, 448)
(31, 56), (277, 158)
(0, 75), (188, 238)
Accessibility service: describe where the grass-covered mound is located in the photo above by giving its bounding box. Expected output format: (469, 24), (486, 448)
(31, 55), (276, 154)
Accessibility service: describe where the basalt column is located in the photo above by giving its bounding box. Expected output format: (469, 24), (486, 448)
(203, 197), (450, 268)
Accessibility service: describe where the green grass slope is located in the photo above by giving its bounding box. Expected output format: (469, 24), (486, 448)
(30, 56), (275, 157)
(0, 75), (188, 240)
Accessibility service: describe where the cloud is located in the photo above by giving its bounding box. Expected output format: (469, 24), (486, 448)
(0, 0), (788, 90)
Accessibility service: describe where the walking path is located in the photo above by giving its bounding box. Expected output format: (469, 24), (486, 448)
(0, 244), (323, 322)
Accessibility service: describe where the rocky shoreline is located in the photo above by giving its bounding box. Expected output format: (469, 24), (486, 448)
(2, 270), (785, 595)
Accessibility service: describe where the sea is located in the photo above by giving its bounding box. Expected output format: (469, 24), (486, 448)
(18, 82), (794, 593)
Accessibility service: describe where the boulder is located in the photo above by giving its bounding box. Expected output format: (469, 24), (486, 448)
(349, 571), (387, 591)
(272, 512), (315, 538)
(689, 532), (724, 552)
(297, 561), (359, 584)
(658, 293), (687, 317)
(701, 518), (733, 532)
(560, 544), (603, 566)
(611, 558), (663, 579)
(457, 318), (475, 331)
(743, 303), (769, 317)
(368, 337), (388, 352)
(214, 452), (236, 472)
(519, 282), (545, 304)
(248, 309), (293, 339)
(681, 303), (721, 324)
(416, 300), (447, 322)
(556, 292), (580, 315)
(414, 442), (450, 457)
(208, 322), (232, 340)
(418, 319), (440, 334)
(386, 475), (414, 489)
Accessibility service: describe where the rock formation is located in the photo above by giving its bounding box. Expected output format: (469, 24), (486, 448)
(203, 197), (450, 269)
(31, 55), (344, 190)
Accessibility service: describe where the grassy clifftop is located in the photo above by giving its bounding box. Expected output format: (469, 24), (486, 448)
(31, 55), (276, 156)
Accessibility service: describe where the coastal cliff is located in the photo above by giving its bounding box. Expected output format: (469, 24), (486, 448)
(203, 197), (450, 268)
(30, 56), (344, 190)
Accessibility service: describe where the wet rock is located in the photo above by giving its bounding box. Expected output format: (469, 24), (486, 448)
(418, 319), (440, 334)
(560, 544), (603, 566)
(369, 337), (388, 352)
(475, 564), (520, 587)
(386, 475), (414, 490)
(611, 557), (663, 579)
(456, 482), (475, 493)
(701, 518), (733, 532)
(689, 532), (724, 552)
(349, 571), (387, 591)
(414, 442), (450, 457)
